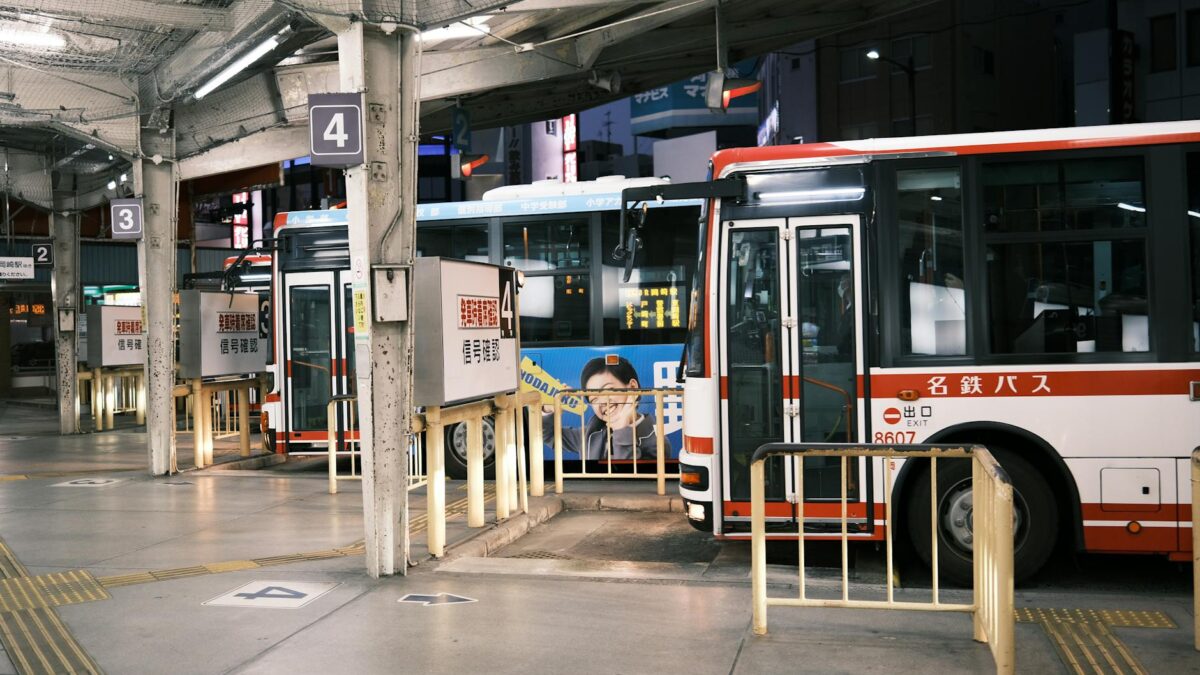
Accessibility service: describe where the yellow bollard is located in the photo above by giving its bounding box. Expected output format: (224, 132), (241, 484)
(466, 415), (484, 528)
(751, 459), (768, 635)
(515, 403), (528, 514)
(426, 407), (445, 558)
(92, 367), (103, 431)
(104, 375), (115, 430)
(529, 402), (544, 497)
(655, 393), (666, 496)
(192, 379), (205, 468)
(494, 404), (510, 521)
(238, 387), (250, 457)
(135, 374), (146, 426)
(553, 397), (563, 494)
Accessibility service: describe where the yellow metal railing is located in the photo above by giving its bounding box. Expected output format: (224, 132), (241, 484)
(552, 387), (681, 496)
(325, 390), (541, 559)
(326, 395), (427, 495)
(749, 443), (1014, 674)
(77, 366), (145, 431)
(1192, 446), (1199, 652)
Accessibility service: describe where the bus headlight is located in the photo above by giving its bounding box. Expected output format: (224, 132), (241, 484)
(686, 502), (706, 522)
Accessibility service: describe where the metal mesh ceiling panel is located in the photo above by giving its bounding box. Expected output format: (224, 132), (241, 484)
(279, 0), (510, 28)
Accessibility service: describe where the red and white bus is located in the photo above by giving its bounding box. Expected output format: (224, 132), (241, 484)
(674, 121), (1200, 583)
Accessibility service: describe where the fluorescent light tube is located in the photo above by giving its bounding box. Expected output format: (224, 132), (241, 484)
(756, 187), (866, 204)
(0, 28), (65, 50)
(1116, 202), (1145, 213)
(194, 34), (282, 100)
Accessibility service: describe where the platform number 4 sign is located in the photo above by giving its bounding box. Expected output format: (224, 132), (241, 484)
(309, 93), (364, 168)
(31, 243), (52, 266)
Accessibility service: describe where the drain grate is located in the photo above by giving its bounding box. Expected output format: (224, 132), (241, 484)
(506, 550), (573, 560)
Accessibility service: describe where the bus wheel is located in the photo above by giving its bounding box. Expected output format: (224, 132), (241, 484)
(444, 418), (496, 480)
(906, 449), (1057, 586)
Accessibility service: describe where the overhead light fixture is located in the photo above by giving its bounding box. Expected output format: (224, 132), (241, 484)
(930, 195), (943, 201)
(194, 26), (290, 100)
(866, 49), (881, 60)
(420, 15), (492, 43)
(756, 187), (866, 204)
(0, 26), (66, 50)
(106, 180), (116, 190)
(1188, 210), (1200, 219)
(705, 71), (762, 111)
(119, 173), (127, 183)
(107, 154), (114, 160)
(1116, 202), (1145, 213)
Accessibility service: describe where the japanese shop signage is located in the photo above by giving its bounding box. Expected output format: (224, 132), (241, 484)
(178, 290), (265, 378)
(86, 305), (143, 368)
(413, 258), (519, 406)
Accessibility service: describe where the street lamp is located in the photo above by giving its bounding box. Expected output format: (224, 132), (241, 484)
(866, 49), (917, 136)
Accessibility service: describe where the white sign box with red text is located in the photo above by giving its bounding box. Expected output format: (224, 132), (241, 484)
(413, 257), (519, 406)
(86, 305), (143, 368)
(178, 290), (266, 378)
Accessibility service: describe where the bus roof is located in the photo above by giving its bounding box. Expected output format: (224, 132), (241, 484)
(417, 176), (701, 221)
(712, 120), (1200, 178)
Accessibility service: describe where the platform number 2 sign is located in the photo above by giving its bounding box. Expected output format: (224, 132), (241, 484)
(31, 243), (52, 266)
(308, 93), (364, 168)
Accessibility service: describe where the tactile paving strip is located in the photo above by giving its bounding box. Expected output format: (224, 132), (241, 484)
(1016, 607), (1175, 675)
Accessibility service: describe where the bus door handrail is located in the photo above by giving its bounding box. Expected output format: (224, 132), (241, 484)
(749, 442), (1015, 674)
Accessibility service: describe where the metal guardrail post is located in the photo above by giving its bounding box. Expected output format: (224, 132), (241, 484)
(494, 395), (511, 521)
(528, 398), (544, 497)
(466, 415), (485, 527)
(136, 373), (146, 426)
(238, 387), (250, 457)
(104, 374), (115, 430)
(426, 406), (445, 558)
(655, 393), (666, 496)
(750, 456), (767, 635)
(1193, 447), (1199, 652)
(515, 401), (528, 514)
(191, 378), (205, 468)
(553, 397), (563, 495)
(91, 367), (103, 431)
(327, 400), (338, 494)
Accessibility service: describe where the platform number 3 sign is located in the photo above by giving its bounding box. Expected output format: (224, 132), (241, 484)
(308, 93), (364, 168)
(109, 198), (144, 240)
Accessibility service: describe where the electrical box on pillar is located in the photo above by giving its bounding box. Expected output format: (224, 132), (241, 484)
(371, 265), (408, 323)
(412, 258), (520, 407)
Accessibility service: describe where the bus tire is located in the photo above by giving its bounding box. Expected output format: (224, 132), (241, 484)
(906, 448), (1057, 586)
(444, 418), (496, 480)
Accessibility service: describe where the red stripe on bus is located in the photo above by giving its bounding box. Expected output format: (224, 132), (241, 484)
(723, 501), (884, 519)
(278, 431), (362, 442)
(264, 392), (280, 403)
(1080, 503), (1188, 522)
(863, 369), (1198, 398)
(1082, 526), (1178, 553)
(712, 130), (1200, 178)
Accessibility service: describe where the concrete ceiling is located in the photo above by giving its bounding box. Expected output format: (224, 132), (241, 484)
(0, 0), (931, 206)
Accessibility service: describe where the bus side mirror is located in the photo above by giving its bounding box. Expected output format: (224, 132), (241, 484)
(622, 227), (641, 283)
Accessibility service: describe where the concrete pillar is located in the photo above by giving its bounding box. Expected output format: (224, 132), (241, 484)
(135, 125), (178, 475)
(338, 23), (420, 577)
(51, 179), (79, 434)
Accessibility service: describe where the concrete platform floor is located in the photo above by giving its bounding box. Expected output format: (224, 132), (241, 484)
(0, 405), (1194, 673)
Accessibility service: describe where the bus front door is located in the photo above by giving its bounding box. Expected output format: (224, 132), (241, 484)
(283, 272), (337, 448)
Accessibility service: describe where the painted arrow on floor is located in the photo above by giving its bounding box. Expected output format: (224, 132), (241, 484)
(399, 593), (477, 606)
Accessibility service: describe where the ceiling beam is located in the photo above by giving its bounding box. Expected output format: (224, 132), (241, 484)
(7, 0), (233, 31)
